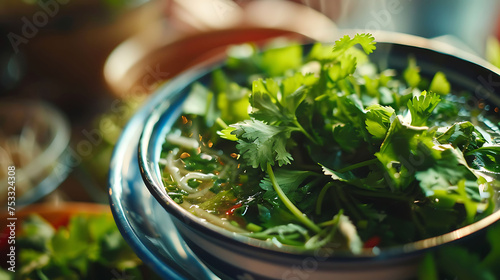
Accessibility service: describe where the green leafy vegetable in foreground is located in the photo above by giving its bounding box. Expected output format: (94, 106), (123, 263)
(1, 214), (155, 280)
(161, 33), (499, 254)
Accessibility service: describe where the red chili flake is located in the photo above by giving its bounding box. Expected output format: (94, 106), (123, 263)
(225, 203), (242, 216)
(363, 236), (381, 248)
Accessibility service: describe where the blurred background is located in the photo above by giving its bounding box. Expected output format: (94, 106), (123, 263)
(0, 0), (500, 277)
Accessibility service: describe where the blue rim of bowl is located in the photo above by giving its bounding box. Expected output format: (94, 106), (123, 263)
(138, 35), (500, 261)
(108, 65), (222, 279)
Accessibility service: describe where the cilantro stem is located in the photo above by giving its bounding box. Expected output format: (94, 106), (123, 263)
(296, 164), (323, 173)
(266, 163), (321, 233)
(337, 158), (379, 173)
(316, 182), (333, 215)
(348, 188), (412, 202)
(293, 119), (319, 145)
(215, 117), (229, 129)
(250, 232), (304, 245)
(317, 210), (344, 227)
(333, 185), (363, 221)
(410, 205), (427, 236)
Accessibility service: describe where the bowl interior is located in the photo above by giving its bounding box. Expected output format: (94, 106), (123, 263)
(139, 39), (500, 259)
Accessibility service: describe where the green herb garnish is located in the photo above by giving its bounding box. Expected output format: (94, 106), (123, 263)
(160, 33), (499, 254)
(1, 213), (154, 280)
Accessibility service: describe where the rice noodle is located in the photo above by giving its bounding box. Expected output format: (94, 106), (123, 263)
(180, 201), (247, 233)
(180, 172), (215, 185)
(186, 187), (211, 199)
(166, 134), (199, 150)
(164, 151), (215, 194)
(164, 152), (195, 193)
(198, 146), (239, 182)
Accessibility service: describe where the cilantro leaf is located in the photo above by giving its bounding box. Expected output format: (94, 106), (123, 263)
(322, 162), (388, 193)
(327, 55), (357, 82)
(415, 146), (484, 224)
(212, 69), (251, 125)
(375, 116), (431, 190)
(407, 91), (441, 126)
(256, 204), (299, 230)
(429, 71), (451, 95)
(336, 94), (372, 143)
(50, 216), (93, 272)
(232, 119), (294, 170)
(184, 83), (218, 126)
(12, 214), (145, 280)
(260, 44), (303, 76)
(260, 169), (314, 199)
(259, 169), (321, 215)
(466, 146), (500, 173)
(307, 42), (336, 62)
(323, 34), (375, 83)
(217, 126), (238, 141)
(322, 165), (365, 189)
(332, 124), (361, 152)
(365, 104), (395, 140)
(251, 74), (318, 125)
(433, 97), (460, 120)
(281, 72), (318, 116)
(250, 78), (284, 123)
(437, 121), (486, 152)
(403, 57), (421, 88)
(19, 215), (55, 252)
(333, 33), (376, 55)
(282, 72), (317, 97)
